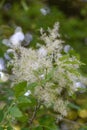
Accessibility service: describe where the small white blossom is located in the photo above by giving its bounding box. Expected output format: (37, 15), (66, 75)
(10, 31), (24, 46)
(40, 7), (50, 15)
(24, 33), (33, 45)
(0, 58), (5, 71)
(7, 49), (15, 53)
(75, 82), (82, 88)
(24, 90), (31, 96)
(38, 47), (47, 57)
(75, 82), (86, 91)
(64, 45), (72, 53)
(4, 49), (15, 60)
(4, 53), (10, 60)
(39, 74), (45, 79)
(0, 72), (9, 82)
(2, 27), (25, 47)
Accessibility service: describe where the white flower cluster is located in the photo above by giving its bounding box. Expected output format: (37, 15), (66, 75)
(7, 22), (82, 117)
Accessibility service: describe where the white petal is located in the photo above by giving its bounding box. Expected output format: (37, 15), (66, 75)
(10, 32), (25, 46)
(64, 45), (71, 53)
(0, 58), (5, 71)
(0, 72), (9, 82)
(40, 7), (50, 16)
(40, 8), (47, 15)
(75, 82), (86, 92)
(4, 53), (11, 60)
(38, 47), (47, 57)
(24, 33), (33, 46)
(24, 90), (31, 96)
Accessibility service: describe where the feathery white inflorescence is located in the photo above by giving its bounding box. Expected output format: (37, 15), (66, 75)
(7, 22), (82, 117)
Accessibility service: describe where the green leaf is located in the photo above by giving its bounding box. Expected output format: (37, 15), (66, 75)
(59, 54), (69, 61)
(18, 96), (31, 104)
(0, 110), (4, 122)
(39, 115), (58, 130)
(67, 68), (80, 76)
(10, 106), (23, 118)
(14, 81), (27, 97)
(68, 102), (80, 110)
(71, 93), (76, 100)
(27, 82), (38, 91)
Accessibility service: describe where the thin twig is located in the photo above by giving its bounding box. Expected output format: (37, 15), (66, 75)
(29, 101), (41, 126)
(63, 118), (87, 126)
